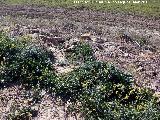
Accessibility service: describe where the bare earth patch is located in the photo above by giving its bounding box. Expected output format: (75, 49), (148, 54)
(0, 5), (160, 120)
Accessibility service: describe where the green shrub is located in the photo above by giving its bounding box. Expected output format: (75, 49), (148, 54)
(0, 32), (23, 65)
(0, 32), (25, 86)
(53, 61), (159, 119)
(16, 45), (55, 88)
(0, 33), (56, 89)
(79, 86), (159, 120)
(65, 41), (95, 64)
(54, 61), (133, 101)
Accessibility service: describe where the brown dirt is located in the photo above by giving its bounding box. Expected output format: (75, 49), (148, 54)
(0, 4), (160, 120)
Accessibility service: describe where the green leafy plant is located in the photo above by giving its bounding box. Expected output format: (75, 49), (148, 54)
(16, 45), (55, 88)
(65, 41), (95, 64)
(0, 32), (26, 86)
(0, 32), (22, 65)
(54, 61), (132, 101)
(0, 33), (56, 89)
(53, 61), (160, 119)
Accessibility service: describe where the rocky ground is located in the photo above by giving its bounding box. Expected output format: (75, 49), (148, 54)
(0, 5), (160, 120)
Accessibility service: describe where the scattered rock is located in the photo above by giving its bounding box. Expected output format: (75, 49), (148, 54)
(120, 31), (133, 43)
(40, 35), (64, 46)
(63, 22), (77, 32)
(40, 31), (51, 36)
(96, 37), (105, 43)
(55, 65), (79, 74)
(29, 28), (40, 34)
(80, 32), (92, 40)
(64, 37), (80, 50)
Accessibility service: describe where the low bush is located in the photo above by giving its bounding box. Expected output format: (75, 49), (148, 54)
(54, 61), (133, 101)
(0, 33), (56, 89)
(0, 32), (22, 65)
(0, 32), (24, 86)
(54, 61), (160, 119)
(15, 45), (55, 88)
